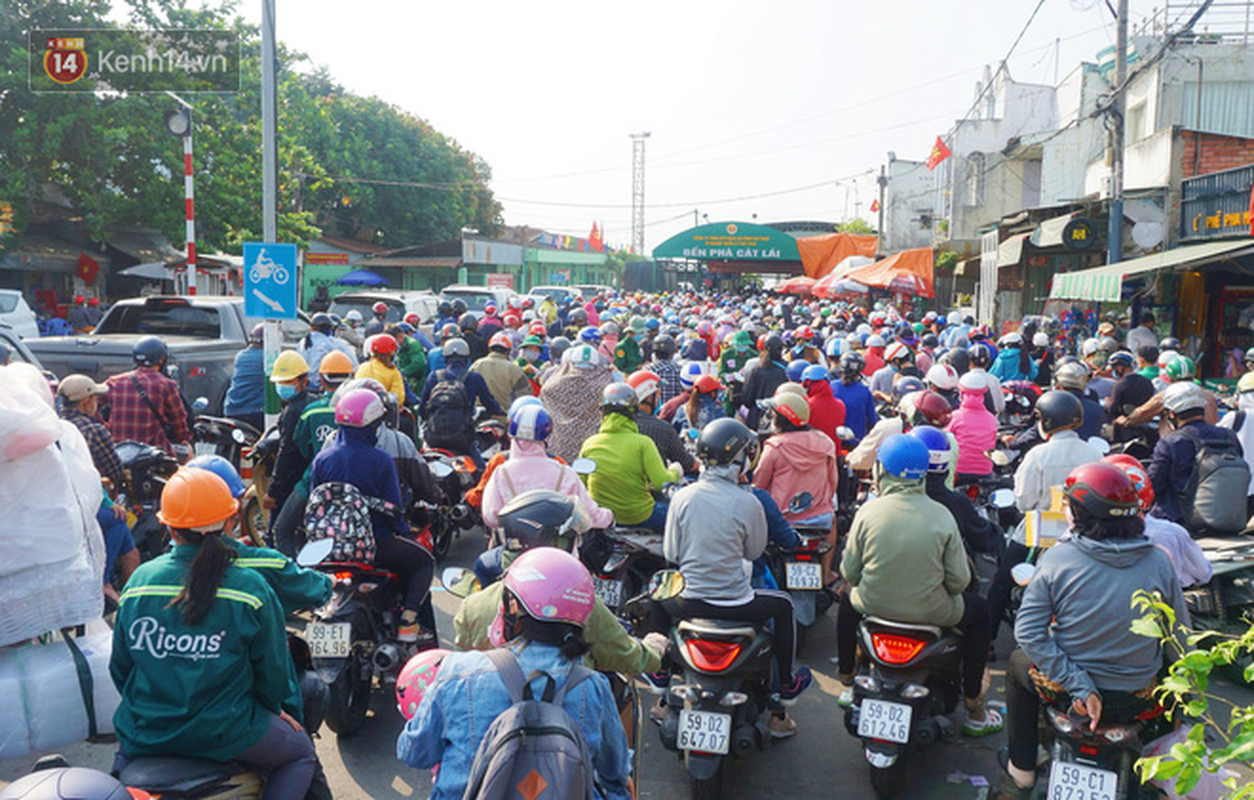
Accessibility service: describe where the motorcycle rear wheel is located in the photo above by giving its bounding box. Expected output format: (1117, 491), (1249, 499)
(869, 757), (907, 798)
(325, 645), (372, 737)
(690, 763), (724, 800)
(239, 496), (267, 547)
(431, 518), (452, 560)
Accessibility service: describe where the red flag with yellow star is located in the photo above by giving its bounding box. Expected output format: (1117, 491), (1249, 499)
(926, 136), (952, 171)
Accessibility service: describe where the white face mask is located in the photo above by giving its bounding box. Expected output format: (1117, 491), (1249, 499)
(523, 348), (540, 362)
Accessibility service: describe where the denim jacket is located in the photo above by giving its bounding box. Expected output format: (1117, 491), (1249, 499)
(397, 642), (632, 800)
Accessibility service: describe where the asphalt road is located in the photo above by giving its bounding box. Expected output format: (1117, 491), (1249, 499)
(3, 528), (1251, 799)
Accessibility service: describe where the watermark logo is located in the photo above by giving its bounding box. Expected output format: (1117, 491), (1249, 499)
(30, 29), (240, 93)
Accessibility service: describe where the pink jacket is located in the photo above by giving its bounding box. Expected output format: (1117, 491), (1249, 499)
(946, 387), (997, 476)
(480, 438), (613, 529)
(753, 428), (838, 522)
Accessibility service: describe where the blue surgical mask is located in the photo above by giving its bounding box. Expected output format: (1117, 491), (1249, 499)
(276, 383), (299, 401)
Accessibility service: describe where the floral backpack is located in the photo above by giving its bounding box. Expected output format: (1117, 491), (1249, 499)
(304, 481), (399, 562)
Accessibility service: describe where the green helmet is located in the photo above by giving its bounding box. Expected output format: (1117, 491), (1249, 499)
(522, 335), (544, 347)
(628, 315), (647, 333)
(1164, 355), (1196, 382)
(732, 330), (754, 349)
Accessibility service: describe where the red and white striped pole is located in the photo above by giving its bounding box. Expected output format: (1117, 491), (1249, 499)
(183, 130), (197, 295)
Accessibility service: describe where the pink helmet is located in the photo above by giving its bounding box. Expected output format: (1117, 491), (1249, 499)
(491, 547), (595, 645)
(396, 648), (451, 721)
(335, 387), (386, 427)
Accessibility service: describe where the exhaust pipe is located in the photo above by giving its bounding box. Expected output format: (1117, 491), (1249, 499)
(373, 643), (400, 672)
(732, 724), (757, 758)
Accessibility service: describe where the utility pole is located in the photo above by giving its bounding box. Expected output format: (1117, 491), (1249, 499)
(630, 132), (650, 255)
(1107, 0), (1128, 266)
(261, 0), (280, 427)
(876, 165), (887, 245)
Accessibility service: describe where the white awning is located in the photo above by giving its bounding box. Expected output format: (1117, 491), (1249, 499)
(1050, 239), (1254, 302)
(996, 233), (1030, 267)
(1030, 213), (1079, 248)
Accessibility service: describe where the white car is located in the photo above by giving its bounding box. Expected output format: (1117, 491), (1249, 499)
(440, 285), (518, 319)
(0, 290), (39, 339)
(528, 285), (582, 306)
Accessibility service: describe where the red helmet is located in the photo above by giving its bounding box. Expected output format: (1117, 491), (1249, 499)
(503, 313), (522, 327)
(694, 374), (723, 395)
(1101, 454), (1154, 512)
(403, 312), (421, 327)
(529, 321), (547, 336)
(370, 334), (398, 355)
(627, 369), (661, 402)
(372, 301), (388, 315)
(484, 303), (497, 316)
(910, 389), (952, 428)
(489, 332), (512, 351)
(1063, 463), (1141, 520)
(796, 325), (815, 341)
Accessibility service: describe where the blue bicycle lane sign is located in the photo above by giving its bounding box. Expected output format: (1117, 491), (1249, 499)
(243, 242), (299, 320)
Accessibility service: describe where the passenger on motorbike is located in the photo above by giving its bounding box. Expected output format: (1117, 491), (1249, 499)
(836, 434), (1002, 736)
(356, 333), (406, 405)
(946, 371), (999, 484)
(628, 369), (697, 478)
(311, 389), (436, 644)
(869, 341), (916, 404)
(1106, 350), (1156, 442)
(400, 548), (633, 799)
(299, 313), (358, 392)
(848, 383), (949, 473)
(673, 374), (727, 435)
(1218, 371), (1254, 518)
(909, 426), (1001, 555)
(470, 332), (531, 418)
(737, 333), (788, 430)
(1147, 380), (1240, 526)
(998, 463), (1189, 799)
(579, 383), (680, 534)
(650, 418), (813, 737)
(831, 350), (877, 443)
(223, 324), (266, 432)
(111, 468), (320, 800)
(802, 363), (846, 449)
(390, 322), (429, 396)
(967, 342), (1006, 417)
(990, 332), (1038, 384)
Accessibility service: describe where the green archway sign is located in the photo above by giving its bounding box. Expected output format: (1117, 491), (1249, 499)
(652, 222), (801, 261)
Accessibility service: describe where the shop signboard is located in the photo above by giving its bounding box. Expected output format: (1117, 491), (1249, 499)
(486, 272), (515, 289)
(652, 222), (801, 261)
(1181, 164), (1253, 241)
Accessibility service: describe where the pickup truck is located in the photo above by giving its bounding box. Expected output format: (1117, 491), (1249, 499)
(25, 295), (309, 414)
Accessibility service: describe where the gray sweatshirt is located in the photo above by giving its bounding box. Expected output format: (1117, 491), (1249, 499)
(1015, 534), (1189, 699)
(664, 464), (767, 605)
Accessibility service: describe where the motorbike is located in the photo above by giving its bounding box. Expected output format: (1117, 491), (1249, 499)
(475, 417), (508, 460)
(765, 525), (833, 654)
(1038, 699), (1166, 800)
(842, 615), (964, 798)
(595, 526), (667, 616)
(1181, 534), (1254, 683)
(114, 440), (180, 562)
(295, 523), (421, 737)
(638, 570), (778, 799)
(238, 425), (280, 547)
(422, 449), (482, 560)
(191, 413), (260, 473)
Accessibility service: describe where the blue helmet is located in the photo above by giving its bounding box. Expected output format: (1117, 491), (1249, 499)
(786, 359), (810, 382)
(801, 364), (829, 385)
(877, 434), (930, 480)
(186, 454), (247, 498)
(893, 376), (926, 397)
(579, 326), (602, 345)
(508, 395), (544, 418)
(645, 318), (660, 331)
(509, 403), (553, 442)
(679, 361), (705, 389)
(908, 426), (951, 474)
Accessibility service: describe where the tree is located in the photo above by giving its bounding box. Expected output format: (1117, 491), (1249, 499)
(836, 218), (875, 235)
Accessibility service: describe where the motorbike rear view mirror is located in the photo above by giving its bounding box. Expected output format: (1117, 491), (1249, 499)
(1088, 437), (1111, 456)
(442, 567), (481, 598)
(191, 396), (209, 414)
(990, 488), (1016, 509)
(571, 458), (598, 475)
(296, 538), (334, 567)
(836, 426), (855, 441)
(1011, 562), (1037, 587)
(989, 450), (1012, 467)
(428, 461), (454, 479)
(648, 569), (685, 602)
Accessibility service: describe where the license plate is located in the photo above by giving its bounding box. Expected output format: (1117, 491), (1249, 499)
(592, 577), (623, 608)
(786, 562), (823, 590)
(676, 709), (731, 755)
(857, 698), (912, 744)
(307, 622), (351, 659)
(1047, 761), (1118, 800)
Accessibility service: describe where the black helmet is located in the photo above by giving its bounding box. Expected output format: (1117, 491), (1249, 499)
(962, 315), (975, 326)
(939, 346), (970, 374)
(652, 334), (676, 359)
(968, 342), (993, 368)
(458, 312), (479, 332)
(498, 489), (578, 552)
(569, 308), (588, 326)
(839, 350), (865, 377)
(1159, 336), (1181, 352)
(763, 333), (784, 359)
(831, 318), (847, 332)
(600, 382), (638, 418)
(549, 336), (571, 362)
(309, 312), (333, 332)
(697, 417), (757, 468)
(451, 299), (468, 316)
(438, 300), (453, 317)
(921, 333), (939, 348)
(132, 336), (168, 367)
(1035, 390), (1083, 436)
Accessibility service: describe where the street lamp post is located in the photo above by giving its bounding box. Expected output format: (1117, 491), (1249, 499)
(164, 96), (196, 295)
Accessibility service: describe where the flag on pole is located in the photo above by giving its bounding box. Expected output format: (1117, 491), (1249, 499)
(589, 222), (604, 252)
(926, 136), (952, 171)
(77, 252), (100, 284)
(870, 199), (880, 213)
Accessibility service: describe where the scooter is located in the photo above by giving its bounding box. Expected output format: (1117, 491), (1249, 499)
(191, 413), (260, 472)
(6, 755), (264, 800)
(645, 570), (778, 800)
(842, 616), (964, 798)
(114, 440), (179, 562)
(765, 525), (832, 654)
(238, 425), (280, 547)
(1038, 699), (1165, 800)
(422, 449), (481, 560)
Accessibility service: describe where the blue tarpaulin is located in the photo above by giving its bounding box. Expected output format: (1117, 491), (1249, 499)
(336, 269), (387, 287)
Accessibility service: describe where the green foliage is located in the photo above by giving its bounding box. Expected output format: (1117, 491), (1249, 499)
(935, 251), (959, 272)
(0, 0), (499, 254)
(1130, 590), (1254, 799)
(836, 217), (874, 235)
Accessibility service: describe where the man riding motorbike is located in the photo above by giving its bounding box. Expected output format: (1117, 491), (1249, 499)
(104, 336), (192, 458)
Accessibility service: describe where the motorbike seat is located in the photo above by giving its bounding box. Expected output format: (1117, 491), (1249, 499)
(863, 616), (963, 644)
(678, 619), (765, 639)
(118, 756), (242, 792)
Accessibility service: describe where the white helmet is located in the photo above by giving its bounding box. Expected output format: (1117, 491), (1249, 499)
(1081, 338), (1100, 357)
(999, 332), (1023, 347)
(925, 363), (959, 390)
(1032, 332), (1049, 347)
(947, 311), (962, 325)
(959, 371), (987, 392)
(866, 334), (886, 348)
(564, 344), (600, 368)
(884, 342), (910, 362)
(345, 309), (364, 323)
(1054, 361), (1089, 391)
(1163, 381), (1206, 414)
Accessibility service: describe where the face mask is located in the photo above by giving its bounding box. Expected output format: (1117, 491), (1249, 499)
(276, 383), (299, 401)
(634, 334), (645, 343)
(523, 349), (540, 362)
(736, 345), (749, 354)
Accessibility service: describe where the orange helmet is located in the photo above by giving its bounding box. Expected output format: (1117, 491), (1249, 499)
(693, 374), (723, 395)
(318, 350), (354, 376)
(158, 468), (239, 530)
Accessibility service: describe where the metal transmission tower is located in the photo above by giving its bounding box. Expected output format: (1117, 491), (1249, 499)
(630, 132), (650, 255)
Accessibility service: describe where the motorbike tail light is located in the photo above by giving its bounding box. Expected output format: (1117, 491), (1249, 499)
(965, 485), (981, 501)
(685, 638), (742, 672)
(334, 571), (354, 583)
(870, 633), (926, 665)
(1080, 745), (1099, 756)
(240, 466), (253, 480)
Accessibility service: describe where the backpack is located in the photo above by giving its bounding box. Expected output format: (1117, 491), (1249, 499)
(423, 369), (473, 451)
(463, 649), (597, 800)
(304, 481), (397, 562)
(1179, 426), (1252, 534)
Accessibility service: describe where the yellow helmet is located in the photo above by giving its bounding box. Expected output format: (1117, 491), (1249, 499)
(270, 350), (310, 383)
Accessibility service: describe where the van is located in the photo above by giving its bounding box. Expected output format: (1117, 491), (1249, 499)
(0, 290), (39, 339)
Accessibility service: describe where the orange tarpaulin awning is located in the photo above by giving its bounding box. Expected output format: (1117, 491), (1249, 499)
(775, 275), (816, 295)
(842, 247), (935, 298)
(797, 232), (879, 279)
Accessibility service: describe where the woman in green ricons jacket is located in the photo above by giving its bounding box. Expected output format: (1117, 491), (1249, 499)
(109, 468), (319, 800)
